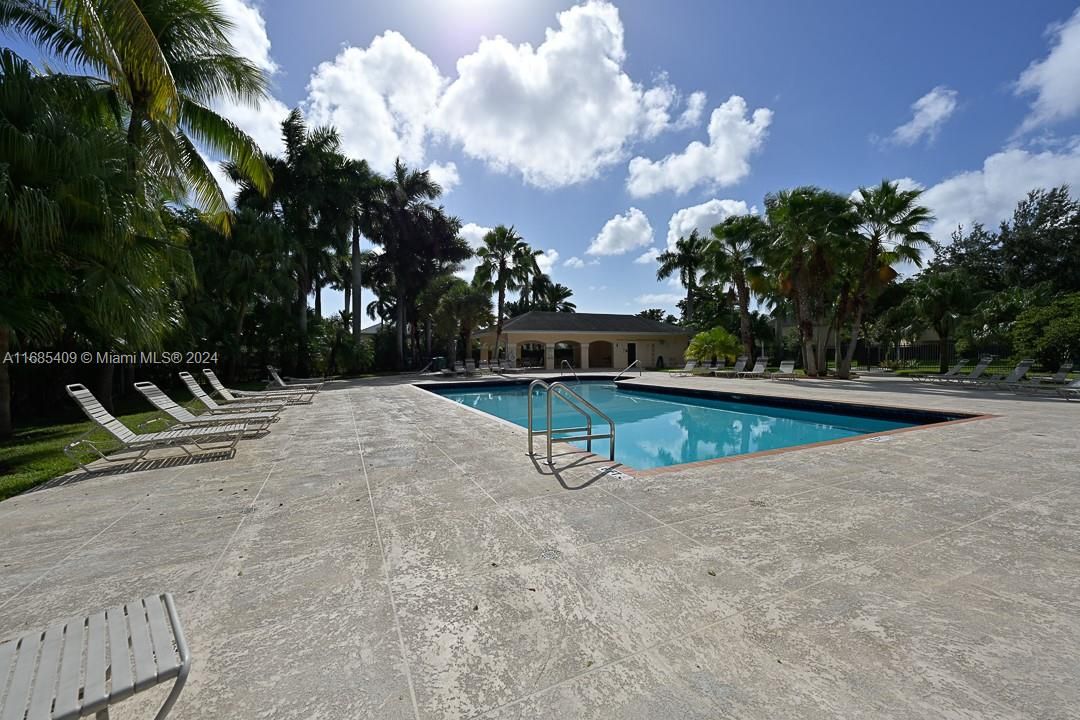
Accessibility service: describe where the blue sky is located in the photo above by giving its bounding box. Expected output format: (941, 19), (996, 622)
(14, 1), (1080, 317)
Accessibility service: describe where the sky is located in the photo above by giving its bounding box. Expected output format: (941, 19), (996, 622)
(17, 1), (1080, 318)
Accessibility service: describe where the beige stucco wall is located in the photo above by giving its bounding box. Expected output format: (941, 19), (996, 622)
(474, 330), (690, 370)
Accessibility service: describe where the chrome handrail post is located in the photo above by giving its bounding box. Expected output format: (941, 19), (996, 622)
(545, 382), (554, 465)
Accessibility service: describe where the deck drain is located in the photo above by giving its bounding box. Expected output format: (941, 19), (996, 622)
(539, 547), (562, 561)
(598, 466), (634, 481)
(749, 499), (767, 508)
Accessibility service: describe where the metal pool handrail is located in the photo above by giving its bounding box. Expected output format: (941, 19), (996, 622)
(613, 359), (640, 381)
(527, 379), (615, 465)
(560, 359), (580, 382)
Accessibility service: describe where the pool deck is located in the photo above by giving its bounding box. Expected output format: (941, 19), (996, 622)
(1, 373), (1078, 718)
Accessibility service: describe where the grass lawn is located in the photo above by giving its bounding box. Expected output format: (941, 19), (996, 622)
(0, 393), (206, 501)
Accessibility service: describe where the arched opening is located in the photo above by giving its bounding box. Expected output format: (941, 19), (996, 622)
(518, 342), (544, 368)
(588, 340), (614, 368)
(656, 355), (665, 369)
(554, 340), (581, 368)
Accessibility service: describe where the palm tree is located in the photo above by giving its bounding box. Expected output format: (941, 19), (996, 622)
(656, 230), (707, 325)
(903, 270), (973, 373)
(5, 0), (274, 227)
(544, 283), (576, 313)
(473, 225), (540, 360)
(436, 278), (494, 362)
(705, 215), (767, 359)
(0, 50), (185, 425)
(836, 180), (935, 377)
(762, 187), (859, 376)
(369, 159), (442, 368)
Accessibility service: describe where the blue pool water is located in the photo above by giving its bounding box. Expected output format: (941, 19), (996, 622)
(431, 381), (917, 470)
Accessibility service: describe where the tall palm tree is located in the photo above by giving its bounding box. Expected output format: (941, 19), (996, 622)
(902, 270), (973, 373)
(472, 225), (540, 360)
(656, 230), (707, 325)
(4, 0), (274, 229)
(368, 159), (442, 368)
(705, 215), (767, 359)
(763, 187), (859, 376)
(836, 180), (935, 377)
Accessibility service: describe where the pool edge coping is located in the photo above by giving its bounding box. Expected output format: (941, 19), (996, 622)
(411, 379), (1000, 478)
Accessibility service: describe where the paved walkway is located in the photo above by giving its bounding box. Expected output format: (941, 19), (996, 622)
(1, 374), (1077, 718)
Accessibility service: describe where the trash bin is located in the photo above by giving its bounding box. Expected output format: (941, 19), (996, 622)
(431, 356), (446, 371)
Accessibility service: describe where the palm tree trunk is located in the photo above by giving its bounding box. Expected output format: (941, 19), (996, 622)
(938, 333), (950, 374)
(297, 282), (309, 376)
(395, 288), (406, 370)
(313, 280), (322, 319)
(794, 282), (818, 377)
(736, 277), (753, 360)
(494, 285), (506, 362)
(0, 326), (11, 438)
(836, 304), (864, 379)
(229, 300), (248, 382)
(351, 221), (363, 337)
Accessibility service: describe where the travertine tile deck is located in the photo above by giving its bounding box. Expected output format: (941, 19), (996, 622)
(1, 373), (1077, 719)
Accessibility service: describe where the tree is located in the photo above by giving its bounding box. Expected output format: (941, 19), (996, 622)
(637, 309), (666, 322)
(836, 180), (934, 378)
(656, 230), (707, 325)
(436, 279), (494, 362)
(705, 215), (766, 360)
(473, 225), (540, 360)
(1011, 293), (1080, 370)
(4, 0), (274, 228)
(762, 187), (859, 376)
(685, 327), (740, 365)
(542, 283), (576, 313)
(997, 186), (1080, 293)
(902, 269), (975, 373)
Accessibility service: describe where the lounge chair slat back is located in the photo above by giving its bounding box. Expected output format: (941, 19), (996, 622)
(779, 361), (795, 373)
(65, 384), (136, 442)
(26, 623), (63, 719)
(731, 356), (748, 373)
(134, 382), (198, 423)
(966, 356), (994, 380)
(1001, 359), (1034, 383)
(179, 372), (223, 410)
(202, 370), (237, 401)
(747, 358), (766, 374)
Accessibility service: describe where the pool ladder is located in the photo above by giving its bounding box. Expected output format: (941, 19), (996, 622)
(527, 379), (615, 466)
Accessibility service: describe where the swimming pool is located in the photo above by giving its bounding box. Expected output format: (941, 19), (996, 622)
(428, 380), (961, 470)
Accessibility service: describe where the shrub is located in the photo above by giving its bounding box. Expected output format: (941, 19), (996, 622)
(1011, 293), (1080, 368)
(686, 326), (740, 364)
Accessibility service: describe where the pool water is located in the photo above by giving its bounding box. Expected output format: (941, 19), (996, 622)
(432, 381), (916, 470)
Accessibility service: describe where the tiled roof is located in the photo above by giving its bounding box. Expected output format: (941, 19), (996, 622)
(491, 311), (690, 334)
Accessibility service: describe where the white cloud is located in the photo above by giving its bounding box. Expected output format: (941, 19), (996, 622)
(427, 161), (460, 194)
(564, 256), (585, 269)
(434, 1), (704, 188)
(586, 207), (654, 255)
(666, 198), (752, 250)
(455, 222), (492, 280)
(626, 96), (772, 197)
(677, 91), (707, 129)
(634, 247), (662, 264)
(536, 248), (560, 275)
(919, 139), (1080, 243)
(1016, 8), (1080, 133)
(218, 0), (277, 74)
(890, 86), (958, 145)
(635, 293), (683, 306)
(305, 31), (445, 172)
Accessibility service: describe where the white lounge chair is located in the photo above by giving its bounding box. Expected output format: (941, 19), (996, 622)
(1057, 378), (1080, 401)
(971, 359), (1034, 389)
(134, 381), (277, 432)
(64, 384), (246, 471)
(945, 356), (995, 385)
(1008, 361), (1074, 393)
(737, 356), (769, 378)
(714, 356), (749, 378)
(911, 359), (967, 383)
(179, 372), (287, 413)
(465, 359), (479, 375)
(0, 593), (190, 720)
(203, 369), (314, 405)
(267, 365), (324, 391)
(769, 360), (797, 380)
(670, 360), (697, 377)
